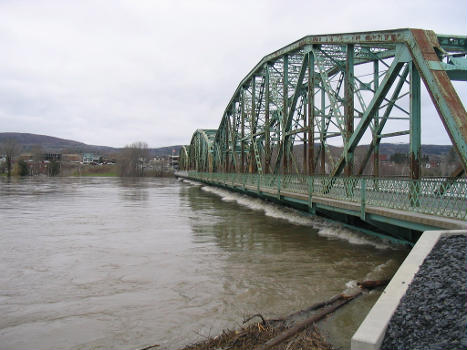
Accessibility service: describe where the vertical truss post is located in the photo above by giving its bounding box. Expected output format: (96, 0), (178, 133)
(373, 60), (379, 177)
(250, 77), (256, 173)
(409, 29), (467, 173)
(360, 178), (366, 220)
(344, 44), (354, 176)
(410, 61), (421, 180)
(225, 119), (229, 172)
(308, 51), (315, 175)
(282, 55), (289, 174)
(410, 61), (421, 206)
(241, 88), (245, 173)
(320, 85), (326, 174)
(229, 104), (238, 173)
(265, 68), (271, 174)
(303, 96), (307, 174)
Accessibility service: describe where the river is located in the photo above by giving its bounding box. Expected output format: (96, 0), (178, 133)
(0, 177), (408, 349)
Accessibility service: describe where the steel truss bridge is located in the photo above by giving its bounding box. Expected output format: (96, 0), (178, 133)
(176, 29), (467, 244)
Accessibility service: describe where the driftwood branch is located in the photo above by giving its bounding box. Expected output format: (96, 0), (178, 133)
(138, 345), (160, 350)
(253, 290), (363, 350)
(243, 313), (267, 325)
(276, 279), (389, 324)
(252, 279), (391, 350)
(279, 293), (343, 321)
(357, 279), (390, 290)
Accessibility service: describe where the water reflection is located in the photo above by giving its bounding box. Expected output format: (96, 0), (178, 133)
(179, 181), (409, 347)
(118, 178), (150, 199)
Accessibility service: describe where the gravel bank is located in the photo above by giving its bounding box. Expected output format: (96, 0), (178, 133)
(381, 235), (467, 350)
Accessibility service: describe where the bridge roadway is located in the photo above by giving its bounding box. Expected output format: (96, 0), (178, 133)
(176, 171), (467, 245)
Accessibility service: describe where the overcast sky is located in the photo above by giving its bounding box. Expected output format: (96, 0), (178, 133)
(0, 0), (466, 148)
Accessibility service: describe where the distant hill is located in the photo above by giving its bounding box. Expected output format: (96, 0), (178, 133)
(151, 145), (182, 157)
(378, 143), (452, 156)
(0, 132), (182, 157)
(0, 132), (453, 159)
(0, 132), (117, 154)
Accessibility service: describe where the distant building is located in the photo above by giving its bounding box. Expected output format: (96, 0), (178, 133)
(82, 153), (101, 164)
(169, 155), (179, 170)
(18, 153), (34, 161)
(44, 153), (61, 161)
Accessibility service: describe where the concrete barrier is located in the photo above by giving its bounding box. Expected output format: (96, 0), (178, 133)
(351, 229), (467, 350)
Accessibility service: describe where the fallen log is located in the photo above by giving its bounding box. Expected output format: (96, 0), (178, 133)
(253, 289), (362, 350)
(277, 293), (343, 321)
(139, 345), (160, 350)
(243, 313), (267, 325)
(357, 279), (390, 290)
(273, 279), (389, 323)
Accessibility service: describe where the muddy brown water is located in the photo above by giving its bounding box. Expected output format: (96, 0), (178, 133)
(0, 177), (408, 349)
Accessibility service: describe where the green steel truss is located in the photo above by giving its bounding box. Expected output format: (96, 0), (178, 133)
(187, 129), (217, 172)
(180, 29), (467, 179)
(178, 29), (467, 237)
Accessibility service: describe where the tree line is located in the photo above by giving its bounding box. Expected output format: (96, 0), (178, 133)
(1, 139), (173, 177)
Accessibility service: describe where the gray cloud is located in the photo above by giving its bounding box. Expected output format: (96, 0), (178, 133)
(0, 0), (465, 147)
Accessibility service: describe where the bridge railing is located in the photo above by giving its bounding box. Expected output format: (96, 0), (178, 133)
(176, 171), (467, 221)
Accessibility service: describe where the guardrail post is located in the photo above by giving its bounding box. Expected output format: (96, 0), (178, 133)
(409, 180), (421, 208)
(277, 175), (281, 199)
(308, 176), (316, 214)
(360, 178), (366, 220)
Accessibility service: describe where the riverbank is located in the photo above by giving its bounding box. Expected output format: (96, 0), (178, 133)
(158, 280), (388, 350)
(179, 320), (331, 350)
(1, 163), (176, 177)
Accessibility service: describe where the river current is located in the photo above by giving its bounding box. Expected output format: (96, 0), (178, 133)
(0, 177), (408, 349)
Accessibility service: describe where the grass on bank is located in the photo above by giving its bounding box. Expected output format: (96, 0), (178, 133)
(71, 164), (118, 177)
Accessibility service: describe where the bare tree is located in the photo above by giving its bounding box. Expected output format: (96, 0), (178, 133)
(1, 138), (22, 177)
(31, 144), (44, 176)
(118, 141), (150, 177)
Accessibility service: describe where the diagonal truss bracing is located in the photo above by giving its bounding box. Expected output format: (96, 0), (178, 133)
(180, 29), (467, 180)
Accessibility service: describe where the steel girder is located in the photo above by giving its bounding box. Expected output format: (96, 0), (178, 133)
(186, 29), (467, 177)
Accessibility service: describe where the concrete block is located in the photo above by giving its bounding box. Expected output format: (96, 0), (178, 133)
(351, 229), (467, 350)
